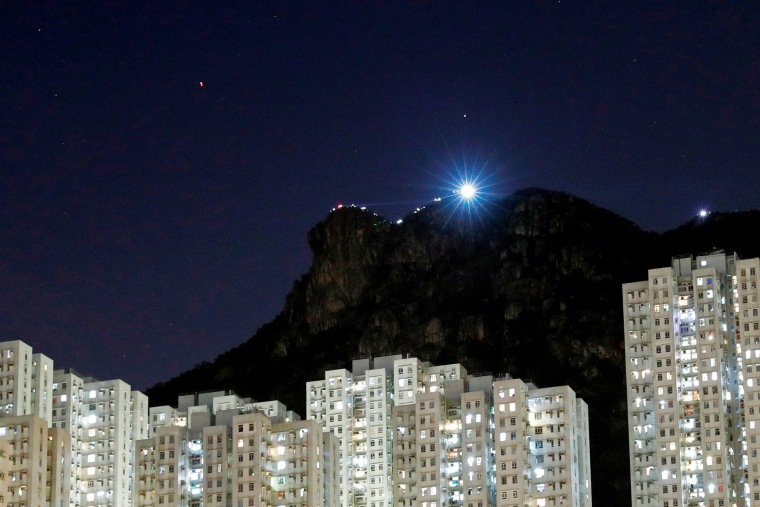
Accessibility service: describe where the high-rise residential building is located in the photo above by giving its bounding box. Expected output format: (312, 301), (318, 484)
(623, 252), (760, 507)
(0, 414), (71, 507)
(306, 355), (592, 507)
(307, 356), (401, 507)
(50, 370), (149, 507)
(0, 437), (11, 504)
(0, 341), (53, 420)
(78, 378), (149, 507)
(0, 340), (149, 507)
(51, 368), (85, 506)
(135, 390), (341, 507)
(136, 437), (157, 506)
(48, 426), (72, 507)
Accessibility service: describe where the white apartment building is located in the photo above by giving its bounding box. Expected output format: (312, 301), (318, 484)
(0, 341), (52, 420)
(51, 368), (85, 506)
(136, 424), (194, 507)
(736, 257), (760, 506)
(522, 385), (590, 507)
(307, 355), (592, 507)
(0, 340), (149, 507)
(52, 372), (149, 507)
(623, 252), (760, 507)
(136, 436), (157, 506)
(307, 356), (403, 507)
(0, 414), (71, 507)
(79, 378), (149, 507)
(48, 426), (73, 507)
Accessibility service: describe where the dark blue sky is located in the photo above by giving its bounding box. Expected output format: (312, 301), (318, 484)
(2, 2), (759, 390)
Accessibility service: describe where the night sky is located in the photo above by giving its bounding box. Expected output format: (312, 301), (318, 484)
(3, 2), (760, 391)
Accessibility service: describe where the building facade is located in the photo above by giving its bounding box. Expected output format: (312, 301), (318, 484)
(0, 341), (52, 421)
(624, 252), (760, 507)
(0, 344), (595, 507)
(0, 414), (71, 507)
(307, 355), (592, 507)
(135, 390), (341, 507)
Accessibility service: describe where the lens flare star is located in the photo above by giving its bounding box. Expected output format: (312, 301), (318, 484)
(425, 148), (504, 230)
(459, 183), (477, 200)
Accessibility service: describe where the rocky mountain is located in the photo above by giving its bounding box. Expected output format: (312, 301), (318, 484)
(146, 188), (760, 505)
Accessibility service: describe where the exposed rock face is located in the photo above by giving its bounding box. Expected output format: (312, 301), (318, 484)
(302, 207), (386, 332)
(146, 188), (760, 506)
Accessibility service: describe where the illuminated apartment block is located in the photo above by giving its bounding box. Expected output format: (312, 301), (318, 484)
(0, 340), (148, 507)
(737, 257), (760, 506)
(623, 252), (760, 507)
(523, 385), (590, 507)
(204, 422), (232, 506)
(136, 391), (340, 507)
(77, 378), (149, 507)
(461, 380), (496, 505)
(47, 427), (72, 507)
(307, 356), (401, 507)
(0, 414), (71, 507)
(138, 426), (197, 507)
(395, 375), (590, 507)
(391, 402), (415, 506)
(49, 369), (149, 507)
(307, 355), (592, 507)
(51, 369), (85, 506)
(0, 438), (10, 505)
(135, 438), (156, 507)
(153, 425), (188, 506)
(0, 341), (53, 420)
(231, 412), (271, 507)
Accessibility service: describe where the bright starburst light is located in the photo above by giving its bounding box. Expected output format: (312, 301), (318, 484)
(428, 148), (503, 229)
(459, 183), (477, 200)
